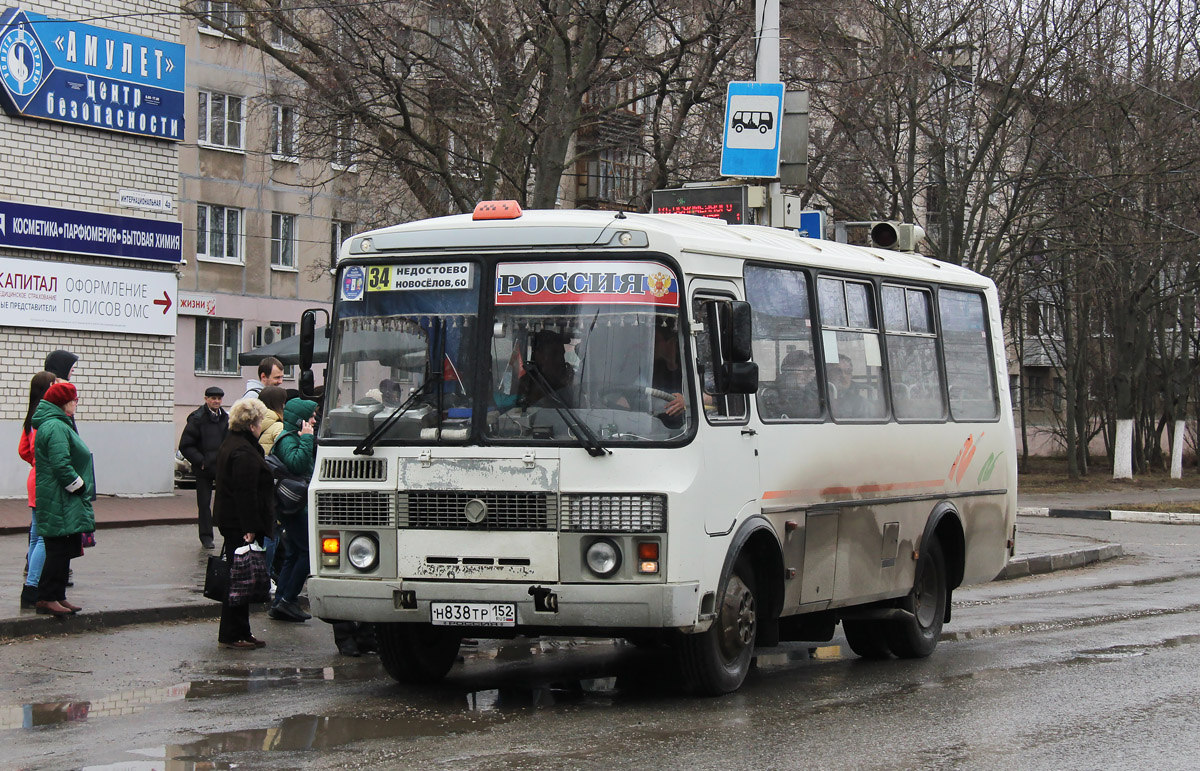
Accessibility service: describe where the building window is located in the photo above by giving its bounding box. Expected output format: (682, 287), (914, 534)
(585, 148), (647, 205)
(195, 317), (241, 374)
(273, 321), (297, 377)
(271, 213), (297, 269)
(270, 104), (296, 159)
(267, 2), (298, 50)
(332, 118), (355, 169)
(196, 0), (243, 33)
(198, 91), (244, 150)
(197, 203), (243, 262)
(330, 220), (353, 264)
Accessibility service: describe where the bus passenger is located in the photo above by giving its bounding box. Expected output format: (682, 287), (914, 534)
(830, 354), (867, 418)
(778, 350), (820, 419)
(518, 330), (575, 407)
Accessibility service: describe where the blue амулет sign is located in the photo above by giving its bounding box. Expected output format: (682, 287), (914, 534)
(0, 7), (184, 141)
(0, 199), (183, 264)
(720, 81), (785, 179)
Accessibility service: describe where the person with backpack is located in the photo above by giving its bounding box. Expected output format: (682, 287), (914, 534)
(267, 398), (317, 622)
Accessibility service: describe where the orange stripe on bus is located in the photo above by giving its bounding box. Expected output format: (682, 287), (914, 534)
(763, 479), (946, 500)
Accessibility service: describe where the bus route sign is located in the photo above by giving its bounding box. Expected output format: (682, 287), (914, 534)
(720, 81), (784, 179)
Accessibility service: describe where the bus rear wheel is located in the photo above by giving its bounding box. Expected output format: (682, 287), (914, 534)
(886, 534), (947, 658)
(376, 623), (462, 684)
(842, 619), (892, 659)
(677, 556), (758, 695)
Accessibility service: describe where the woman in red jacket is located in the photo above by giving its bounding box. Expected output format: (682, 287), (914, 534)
(18, 372), (56, 609)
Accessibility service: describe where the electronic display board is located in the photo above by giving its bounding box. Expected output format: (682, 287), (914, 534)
(651, 186), (749, 225)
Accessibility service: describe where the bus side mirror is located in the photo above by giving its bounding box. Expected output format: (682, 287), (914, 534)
(727, 301), (753, 362)
(299, 369), (315, 397)
(723, 361), (759, 394)
(300, 310), (316, 371)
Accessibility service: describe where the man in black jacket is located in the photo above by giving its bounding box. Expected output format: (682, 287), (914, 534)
(179, 386), (229, 548)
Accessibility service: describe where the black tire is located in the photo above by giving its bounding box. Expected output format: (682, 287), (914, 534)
(842, 619), (892, 659)
(375, 623), (462, 684)
(886, 535), (947, 658)
(676, 556), (758, 695)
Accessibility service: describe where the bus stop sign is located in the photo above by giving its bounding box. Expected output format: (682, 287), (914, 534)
(720, 82), (784, 179)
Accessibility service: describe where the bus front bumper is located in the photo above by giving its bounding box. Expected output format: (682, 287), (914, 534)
(308, 577), (704, 631)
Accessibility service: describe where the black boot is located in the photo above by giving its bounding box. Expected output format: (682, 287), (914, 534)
(20, 585), (37, 609)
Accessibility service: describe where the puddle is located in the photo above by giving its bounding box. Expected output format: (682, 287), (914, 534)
(1, 662), (383, 732)
(1075, 633), (1200, 662)
(80, 709), (491, 770)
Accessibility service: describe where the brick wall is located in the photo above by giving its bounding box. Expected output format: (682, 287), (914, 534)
(0, 2), (181, 495)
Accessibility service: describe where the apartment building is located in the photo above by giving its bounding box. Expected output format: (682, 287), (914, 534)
(175, 4), (361, 439)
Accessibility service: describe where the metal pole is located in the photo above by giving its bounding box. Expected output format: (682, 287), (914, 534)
(755, 0), (781, 225)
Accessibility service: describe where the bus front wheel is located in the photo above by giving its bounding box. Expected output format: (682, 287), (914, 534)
(677, 556), (758, 695)
(886, 534), (947, 658)
(376, 623), (462, 684)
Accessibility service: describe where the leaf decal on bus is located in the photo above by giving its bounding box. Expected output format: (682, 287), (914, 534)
(948, 433), (985, 485)
(977, 452), (1002, 485)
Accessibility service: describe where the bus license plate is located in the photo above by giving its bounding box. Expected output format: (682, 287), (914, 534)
(430, 602), (517, 627)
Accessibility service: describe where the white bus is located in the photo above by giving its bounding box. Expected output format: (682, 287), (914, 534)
(301, 202), (1017, 695)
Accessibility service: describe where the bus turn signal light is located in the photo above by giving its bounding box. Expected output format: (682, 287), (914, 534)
(473, 200), (523, 220)
(321, 535), (340, 568)
(637, 541), (659, 574)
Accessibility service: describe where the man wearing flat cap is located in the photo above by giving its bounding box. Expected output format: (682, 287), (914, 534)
(178, 386), (229, 549)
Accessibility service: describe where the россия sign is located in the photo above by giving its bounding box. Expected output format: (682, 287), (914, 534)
(0, 199), (183, 264)
(0, 7), (184, 141)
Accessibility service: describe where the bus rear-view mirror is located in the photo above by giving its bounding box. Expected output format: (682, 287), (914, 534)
(723, 361), (759, 394)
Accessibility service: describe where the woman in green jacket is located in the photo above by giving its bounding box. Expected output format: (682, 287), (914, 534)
(32, 382), (94, 617)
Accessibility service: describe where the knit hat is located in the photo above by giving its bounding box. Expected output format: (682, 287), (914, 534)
(44, 382), (77, 407)
(44, 350), (78, 381)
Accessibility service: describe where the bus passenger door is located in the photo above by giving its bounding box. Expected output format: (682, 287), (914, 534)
(691, 285), (760, 535)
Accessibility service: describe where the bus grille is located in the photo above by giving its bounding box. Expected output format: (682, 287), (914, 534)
(398, 492), (557, 531)
(560, 493), (666, 532)
(320, 457), (387, 482)
(316, 491), (394, 527)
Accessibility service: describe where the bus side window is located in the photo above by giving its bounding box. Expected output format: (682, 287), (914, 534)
(817, 277), (887, 421)
(883, 285), (946, 421)
(939, 289), (1000, 420)
(745, 264), (821, 421)
(692, 297), (747, 421)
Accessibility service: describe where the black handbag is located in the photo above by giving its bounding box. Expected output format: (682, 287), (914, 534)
(203, 553), (230, 602)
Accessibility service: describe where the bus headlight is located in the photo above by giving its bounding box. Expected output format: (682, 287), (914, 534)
(347, 535), (379, 571)
(585, 539), (621, 578)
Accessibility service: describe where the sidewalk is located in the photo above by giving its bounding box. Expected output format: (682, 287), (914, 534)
(1019, 485), (1200, 526)
(0, 512), (1126, 641)
(0, 492), (197, 536)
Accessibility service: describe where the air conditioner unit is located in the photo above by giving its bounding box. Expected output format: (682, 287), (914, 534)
(254, 325), (284, 347)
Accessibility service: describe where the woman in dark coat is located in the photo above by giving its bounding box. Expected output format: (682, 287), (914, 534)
(212, 397), (275, 649)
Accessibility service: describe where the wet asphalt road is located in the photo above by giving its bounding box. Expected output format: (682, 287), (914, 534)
(4, 516), (1200, 771)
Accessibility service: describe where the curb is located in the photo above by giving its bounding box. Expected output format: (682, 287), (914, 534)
(0, 518), (194, 537)
(0, 602), (221, 640)
(995, 543), (1123, 580)
(1020, 506), (1200, 525)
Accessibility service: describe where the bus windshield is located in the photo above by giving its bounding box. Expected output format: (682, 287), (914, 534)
(321, 258), (692, 445)
(486, 260), (692, 444)
(322, 261), (480, 442)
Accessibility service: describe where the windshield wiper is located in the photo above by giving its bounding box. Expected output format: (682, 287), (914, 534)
(522, 364), (610, 457)
(354, 376), (439, 456)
